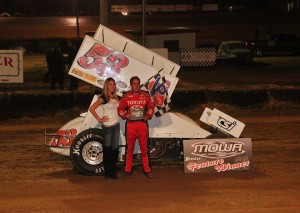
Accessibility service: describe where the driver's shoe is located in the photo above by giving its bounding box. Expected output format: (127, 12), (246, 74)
(123, 171), (133, 179)
(144, 172), (154, 179)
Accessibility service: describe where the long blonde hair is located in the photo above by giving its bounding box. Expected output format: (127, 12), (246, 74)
(102, 77), (116, 102)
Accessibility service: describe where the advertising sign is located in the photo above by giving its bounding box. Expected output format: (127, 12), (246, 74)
(183, 138), (252, 173)
(180, 48), (216, 67)
(0, 50), (23, 83)
(68, 35), (158, 96)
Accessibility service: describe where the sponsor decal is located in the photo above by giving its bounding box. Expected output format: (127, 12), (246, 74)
(217, 116), (237, 131)
(97, 78), (105, 86)
(127, 100), (146, 105)
(141, 74), (172, 117)
(148, 75), (167, 107)
(83, 72), (97, 83)
(202, 108), (245, 138)
(72, 68), (97, 84)
(183, 138), (252, 173)
(116, 80), (127, 89)
(71, 68), (85, 77)
(50, 129), (77, 147)
(165, 80), (171, 90)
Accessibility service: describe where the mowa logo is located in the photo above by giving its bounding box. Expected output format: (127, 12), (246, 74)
(191, 140), (245, 158)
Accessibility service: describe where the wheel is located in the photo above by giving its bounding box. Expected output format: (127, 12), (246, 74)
(253, 48), (263, 57)
(70, 128), (105, 176)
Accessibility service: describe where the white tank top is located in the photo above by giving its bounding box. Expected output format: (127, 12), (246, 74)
(102, 98), (119, 127)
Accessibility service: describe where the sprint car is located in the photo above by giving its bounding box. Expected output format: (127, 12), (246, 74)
(44, 101), (244, 176)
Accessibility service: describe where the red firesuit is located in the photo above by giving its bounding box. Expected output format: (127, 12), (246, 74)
(118, 90), (154, 173)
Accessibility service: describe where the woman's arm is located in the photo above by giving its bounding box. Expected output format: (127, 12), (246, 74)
(89, 97), (108, 122)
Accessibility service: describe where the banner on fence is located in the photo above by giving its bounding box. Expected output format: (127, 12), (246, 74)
(180, 47), (216, 67)
(0, 50), (23, 83)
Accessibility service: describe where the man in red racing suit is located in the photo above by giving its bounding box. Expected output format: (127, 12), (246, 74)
(118, 76), (154, 178)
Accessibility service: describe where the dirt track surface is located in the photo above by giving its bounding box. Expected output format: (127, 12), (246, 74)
(0, 108), (300, 213)
(177, 56), (300, 89)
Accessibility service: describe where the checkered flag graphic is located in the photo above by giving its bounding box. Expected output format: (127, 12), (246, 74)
(141, 73), (172, 117)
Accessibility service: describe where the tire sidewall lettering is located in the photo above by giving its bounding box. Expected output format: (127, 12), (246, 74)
(70, 129), (105, 176)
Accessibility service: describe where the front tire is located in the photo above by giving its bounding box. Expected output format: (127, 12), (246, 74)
(70, 128), (105, 176)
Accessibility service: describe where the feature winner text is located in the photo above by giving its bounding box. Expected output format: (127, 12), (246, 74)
(186, 158), (250, 173)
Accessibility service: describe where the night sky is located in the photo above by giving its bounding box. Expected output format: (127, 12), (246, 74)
(0, 0), (99, 16)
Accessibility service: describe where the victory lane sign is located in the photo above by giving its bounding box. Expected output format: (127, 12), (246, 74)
(183, 138), (252, 173)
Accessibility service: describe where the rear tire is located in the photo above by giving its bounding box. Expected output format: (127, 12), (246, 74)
(70, 128), (105, 176)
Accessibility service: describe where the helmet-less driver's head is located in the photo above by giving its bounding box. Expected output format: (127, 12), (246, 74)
(130, 76), (140, 93)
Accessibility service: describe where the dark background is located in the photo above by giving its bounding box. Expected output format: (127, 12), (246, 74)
(0, 0), (297, 16)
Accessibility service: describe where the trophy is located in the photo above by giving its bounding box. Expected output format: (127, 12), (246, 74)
(130, 108), (145, 120)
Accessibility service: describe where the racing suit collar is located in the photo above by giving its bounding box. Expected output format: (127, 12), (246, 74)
(131, 89), (141, 94)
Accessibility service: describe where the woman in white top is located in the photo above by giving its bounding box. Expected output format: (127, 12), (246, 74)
(89, 77), (120, 179)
